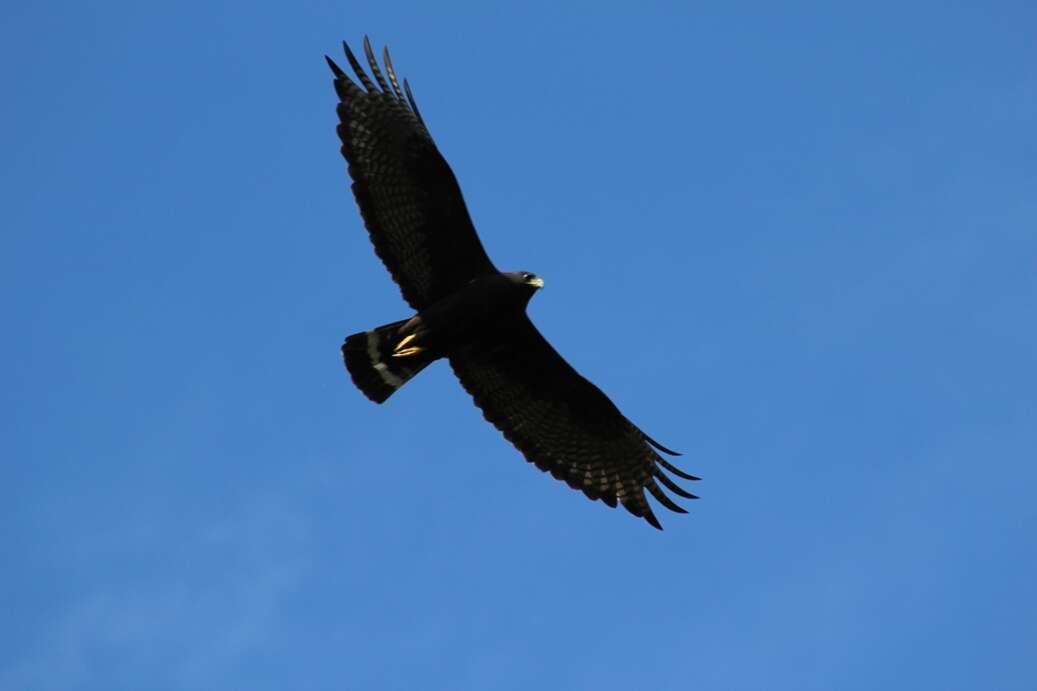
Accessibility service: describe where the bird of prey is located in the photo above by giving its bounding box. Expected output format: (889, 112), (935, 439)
(326, 37), (699, 529)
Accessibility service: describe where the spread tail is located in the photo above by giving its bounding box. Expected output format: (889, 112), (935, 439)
(342, 319), (435, 403)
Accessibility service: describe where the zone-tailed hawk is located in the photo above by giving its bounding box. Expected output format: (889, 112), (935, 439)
(327, 37), (698, 529)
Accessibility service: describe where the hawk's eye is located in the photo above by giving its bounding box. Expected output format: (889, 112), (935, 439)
(523, 273), (532, 281)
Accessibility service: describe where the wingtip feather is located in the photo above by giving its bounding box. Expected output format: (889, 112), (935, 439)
(645, 433), (682, 456)
(342, 40), (376, 91)
(657, 457), (700, 481)
(653, 467), (698, 499)
(382, 45), (406, 101)
(646, 478), (688, 515)
(325, 55), (345, 77)
(363, 35), (391, 93)
(403, 78), (426, 126)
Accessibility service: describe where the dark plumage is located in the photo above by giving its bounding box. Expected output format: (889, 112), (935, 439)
(328, 37), (698, 529)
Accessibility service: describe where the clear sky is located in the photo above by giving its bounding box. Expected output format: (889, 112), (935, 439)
(3, 2), (1035, 689)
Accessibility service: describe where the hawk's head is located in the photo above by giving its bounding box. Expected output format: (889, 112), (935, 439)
(493, 271), (543, 309)
(511, 271), (544, 290)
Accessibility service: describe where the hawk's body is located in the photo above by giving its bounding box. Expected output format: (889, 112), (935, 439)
(328, 38), (698, 529)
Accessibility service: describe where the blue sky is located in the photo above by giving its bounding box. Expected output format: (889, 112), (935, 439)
(3, 1), (1035, 689)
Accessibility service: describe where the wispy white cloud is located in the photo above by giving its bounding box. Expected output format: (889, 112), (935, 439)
(4, 497), (310, 691)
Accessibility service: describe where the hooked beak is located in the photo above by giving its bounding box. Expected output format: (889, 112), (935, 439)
(529, 276), (544, 289)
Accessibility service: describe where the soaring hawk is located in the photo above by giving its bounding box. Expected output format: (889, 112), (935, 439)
(327, 37), (698, 529)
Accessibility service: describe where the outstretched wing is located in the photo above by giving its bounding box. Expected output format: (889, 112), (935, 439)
(449, 316), (698, 529)
(326, 38), (498, 310)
